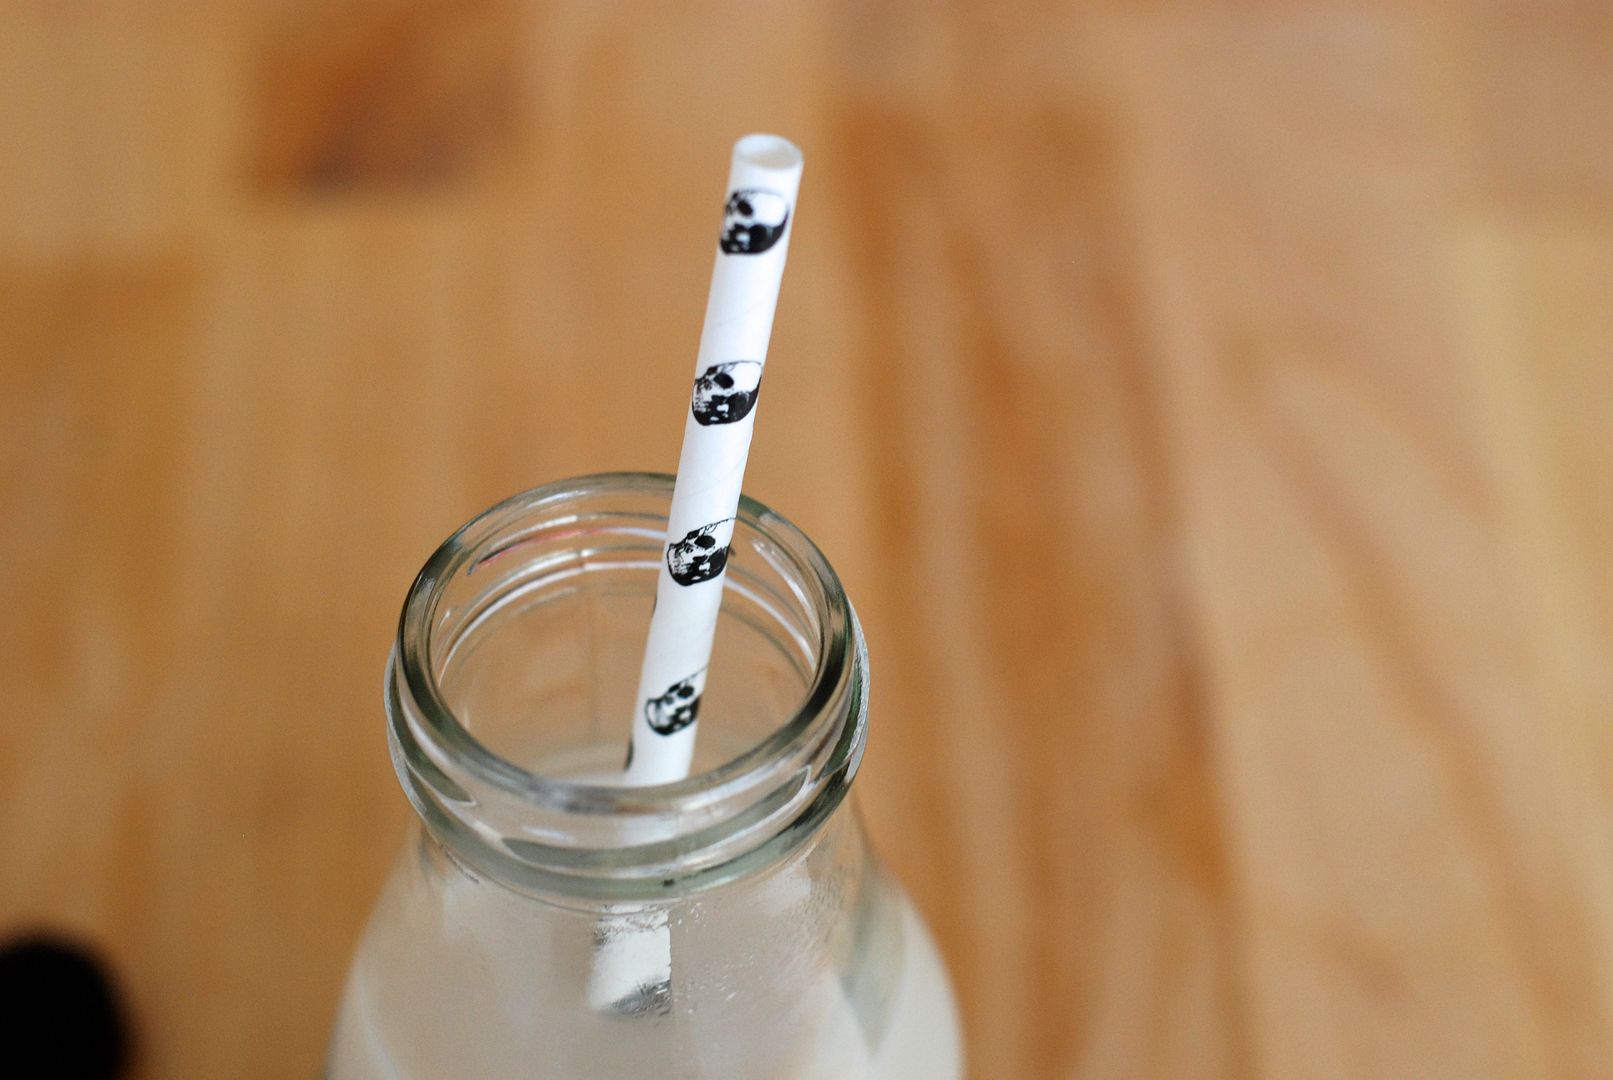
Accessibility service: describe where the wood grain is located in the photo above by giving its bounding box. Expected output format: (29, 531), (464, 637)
(2, 3), (1610, 1077)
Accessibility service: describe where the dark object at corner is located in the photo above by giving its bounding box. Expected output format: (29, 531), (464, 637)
(0, 934), (130, 1079)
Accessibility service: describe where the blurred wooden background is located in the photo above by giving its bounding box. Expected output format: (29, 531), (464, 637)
(3, 2), (1612, 1077)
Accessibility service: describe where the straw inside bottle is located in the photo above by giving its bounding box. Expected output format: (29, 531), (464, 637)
(587, 135), (803, 1014)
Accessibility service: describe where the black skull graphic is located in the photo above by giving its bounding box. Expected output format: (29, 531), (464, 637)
(720, 189), (789, 255)
(691, 361), (763, 426)
(666, 519), (733, 586)
(645, 670), (704, 736)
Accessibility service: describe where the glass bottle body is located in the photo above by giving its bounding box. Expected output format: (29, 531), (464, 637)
(327, 474), (963, 1079)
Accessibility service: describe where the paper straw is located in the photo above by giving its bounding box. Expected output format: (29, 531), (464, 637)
(588, 134), (803, 1014)
(624, 134), (804, 785)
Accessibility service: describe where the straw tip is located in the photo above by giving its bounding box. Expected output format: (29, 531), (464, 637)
(733, 134), (802, 173)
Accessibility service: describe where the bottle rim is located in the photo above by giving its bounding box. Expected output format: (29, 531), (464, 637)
(387, 472), (868, 898)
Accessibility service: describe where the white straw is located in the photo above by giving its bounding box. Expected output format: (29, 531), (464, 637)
(588, 135), (803, 1014)
(624, 134), (804, 785)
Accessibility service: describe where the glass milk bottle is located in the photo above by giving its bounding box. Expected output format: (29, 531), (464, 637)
(328, 473), (964, 1079)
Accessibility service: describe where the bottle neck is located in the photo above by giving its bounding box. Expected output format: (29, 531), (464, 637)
(385, 473), (869, 904)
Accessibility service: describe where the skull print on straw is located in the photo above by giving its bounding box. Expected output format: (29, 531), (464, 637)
(624, 135), (803, 785)
(586, 136), (802, 1016)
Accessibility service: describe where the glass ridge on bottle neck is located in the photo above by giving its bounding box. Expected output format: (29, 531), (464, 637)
(384, 472), (870, 905)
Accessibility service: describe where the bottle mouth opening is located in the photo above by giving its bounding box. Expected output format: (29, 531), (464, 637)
(388, 472), (867, 897)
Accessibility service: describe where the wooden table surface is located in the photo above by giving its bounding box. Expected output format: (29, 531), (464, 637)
(4, 3), (1612, 1077)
